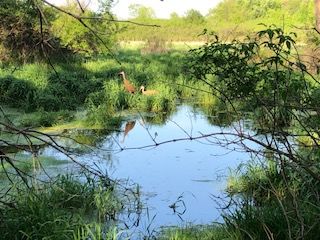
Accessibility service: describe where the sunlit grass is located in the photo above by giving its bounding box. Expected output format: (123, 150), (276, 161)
(40, 120), (88, 133)
(159, 224), (235, 240)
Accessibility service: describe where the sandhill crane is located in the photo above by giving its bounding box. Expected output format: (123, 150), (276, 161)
(118, 71), (136, 94)
(140, 85), (158, 96)
(121, 120), (136, 143)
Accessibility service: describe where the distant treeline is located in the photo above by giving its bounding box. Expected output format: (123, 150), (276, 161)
(116, 0), (315, 41)
(0, 0), (316, 63)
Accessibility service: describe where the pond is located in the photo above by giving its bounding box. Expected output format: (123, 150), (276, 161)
(40, 105), (254, 234)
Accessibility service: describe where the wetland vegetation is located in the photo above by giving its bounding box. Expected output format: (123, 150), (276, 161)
(1, 0), (320, 239)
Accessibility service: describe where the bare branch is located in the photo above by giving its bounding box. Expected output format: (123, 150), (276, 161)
(79, 16), (161, 27)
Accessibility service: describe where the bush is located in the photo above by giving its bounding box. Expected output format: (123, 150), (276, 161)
(0, 76), (36, 110)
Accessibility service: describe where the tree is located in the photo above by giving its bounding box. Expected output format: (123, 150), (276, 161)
(184, 9), (205, 24)
(316, 0), (320, 31)
(51, 2), (115, 54)
(0, 0), (123, 62)
(207, 0), (245, 23)
(128, 4), (155, 20)
(170, 12), (180, 20)
(0, 0), (62, 62)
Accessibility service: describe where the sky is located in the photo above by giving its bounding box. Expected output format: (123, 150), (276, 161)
(47, 0), (223, 19)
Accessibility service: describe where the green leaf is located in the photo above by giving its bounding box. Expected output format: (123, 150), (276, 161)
(286, 41), (291, 50)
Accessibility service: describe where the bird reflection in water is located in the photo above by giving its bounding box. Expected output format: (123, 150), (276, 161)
(121, 120), (136, 143)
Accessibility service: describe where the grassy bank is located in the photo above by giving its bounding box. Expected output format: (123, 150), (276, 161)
(0, 45), (217, 130)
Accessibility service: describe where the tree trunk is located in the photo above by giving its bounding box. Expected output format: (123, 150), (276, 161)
(315, 0), (320, 31)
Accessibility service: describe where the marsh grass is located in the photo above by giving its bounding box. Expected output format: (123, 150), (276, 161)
(1, 48), (218, 129)
(0, 173), (123, 240)
(158, 224), (235, 240)
(224, 159), (320, 240)
(74, 224), (121, 240)
(83, 50), (218, 122)
(0, 62), (102, 111)
(82, 50), (218, 116)
(86, 75), (179, 122)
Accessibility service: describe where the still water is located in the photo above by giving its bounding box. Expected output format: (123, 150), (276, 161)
(42, 105), (253, 232)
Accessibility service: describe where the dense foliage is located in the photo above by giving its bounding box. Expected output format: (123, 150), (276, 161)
(0, 0), (116, 63)
(0, 0), (62, 62)
(51, 2), (116, 55)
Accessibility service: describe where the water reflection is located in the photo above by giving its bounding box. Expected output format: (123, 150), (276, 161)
(66, 128), (117, 147)
(121, 121), (136, 143)
(142, 112), (172, 125)
(96, 105), (251, 230)
(195, 102), (238, 127)
(57, 110), (177, 152)
(0, 143), (46, 155)
(39, 104), (254, 235)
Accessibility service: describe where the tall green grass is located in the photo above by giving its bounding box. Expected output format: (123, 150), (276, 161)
(223, 158), (320, 240)
(0, 173), (123, 240)
(83, 49), (218, 126)
(1, 48), (218, 130)
(159, 225), (233, 240)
